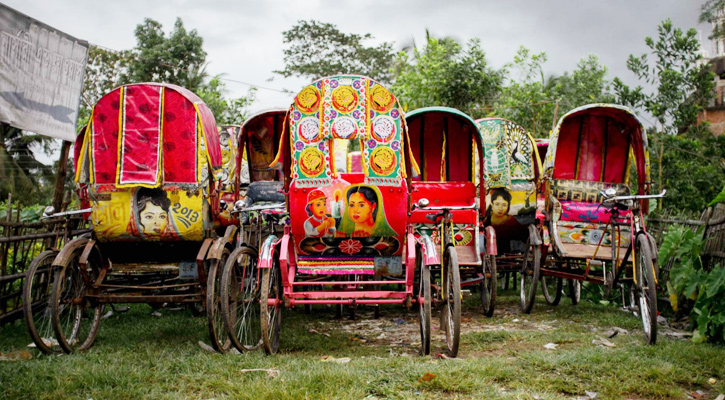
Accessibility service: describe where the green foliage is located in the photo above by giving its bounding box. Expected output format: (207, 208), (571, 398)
(652, 133), (725, 211)
(493, 48), (613, 137)
(77, 45), (130, 130)
(78, 18), (255, 129)
(275, 20), (396, 83)
(0, 203), (45, 222)
(391, 36), (503, 118)
(613, 19), (715, 135)
(662, 225), (725, 343)
(122, 18), (207, 90)
(197, 78), (256, 125)
(708, 184), (725, 206)
(700, 0), (725, 39)
(0, 124), (55, 206)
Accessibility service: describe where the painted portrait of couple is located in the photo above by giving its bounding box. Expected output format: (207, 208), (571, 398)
(303, 184), (396, 238)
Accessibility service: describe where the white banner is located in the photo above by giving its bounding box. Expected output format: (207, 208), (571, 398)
(0, 4), (88, 141)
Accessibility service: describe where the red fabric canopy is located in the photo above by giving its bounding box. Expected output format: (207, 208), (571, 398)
(76, 83), (221, 187)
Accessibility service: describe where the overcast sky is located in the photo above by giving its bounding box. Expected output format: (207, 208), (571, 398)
(4, 0), (714, 128)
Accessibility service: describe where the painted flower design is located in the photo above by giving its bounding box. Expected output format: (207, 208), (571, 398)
(293, 111), (301, 120)
(295, 141), (305, 151)
(318, 142), (327, 151)
(587, 229), (603, 244)
(577, 210), (598, 222)
(330, 110), (337, 118)
(390, 109), (399, 118)
(330, 80), (339, 88)
(391, 141), (400, 151)
(353, 80), (362, 89)
(367, 139), (377, 149)
(352, 110), (360, 119)
(340, 239), (363, 255)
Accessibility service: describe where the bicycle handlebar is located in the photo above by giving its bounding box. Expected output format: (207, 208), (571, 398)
(412, 202), (478, 211)
(233, 202), (286, 213)
(601, 189), (667, 204)
(41, 208), (92, 220)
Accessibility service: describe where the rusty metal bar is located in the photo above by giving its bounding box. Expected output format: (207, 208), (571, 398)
(0, 228), (91, 244)
(86, 294), (201, 303)
(0, 272), (25, 283)
(95, 282), (197, 290)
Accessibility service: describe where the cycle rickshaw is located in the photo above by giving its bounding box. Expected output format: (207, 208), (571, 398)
(539, 104), (665, 343)
(26, 83), (238, 353)
(404, 107), (495, 318)
(215, 109), (288, 352)
(248, 75), (461, 356)
(477, 118), (544, 314)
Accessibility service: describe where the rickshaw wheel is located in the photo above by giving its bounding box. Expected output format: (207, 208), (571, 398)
(519, 237), (541, 314)
(480, 255), (496, 317)
(541, 275), (563, 306)
(416, 244), (431, 356)
(50, 241), (102, 353)
(635, 235), (657, 345)
(221, 246), (261, 352)
(23, 250), (62, 355)
(260, 260), (282, 354)
(206, 247), (231, 353)
(605, 243), (621, 299)
(440, 245), (461, 357)
(566, 278), (581, 305)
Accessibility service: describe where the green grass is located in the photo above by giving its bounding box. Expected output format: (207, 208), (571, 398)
(1, 290), (723, 399)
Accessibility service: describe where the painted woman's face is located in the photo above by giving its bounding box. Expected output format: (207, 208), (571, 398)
(349, 192), (374, 223)
(492, 196), (509, 217)
(140, 202), (167, 235)
(310, 198), (327, 218)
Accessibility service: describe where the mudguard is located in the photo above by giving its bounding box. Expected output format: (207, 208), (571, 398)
(258, 235), (280, 269)
(484, 226), (498, 256)
(53, 237), (95, 268)
(207, 226), (238, 260)
(416, 234), (440, 265)
(528, 224), (542, 246)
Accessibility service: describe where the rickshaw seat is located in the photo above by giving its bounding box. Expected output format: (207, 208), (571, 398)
(550, 179), (632, 249)
(408, 209), (477, 224)
(411, 182), (476, 207)
(246, 181), (285, 204)
(410, 181), (477, 225)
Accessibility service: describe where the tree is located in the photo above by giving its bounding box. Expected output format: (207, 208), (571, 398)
(658, 133), (725, 211)
(77, 45), (130, 130)
(275, 20), (396, 83)
(700, 0), (725, 39)
(391, 35), (503, 118)
(122, 18), (207, 90)
(553, 54), (615, 112)
(612, 19), (718, 209)
(197, 78), (256, 125)
(494, 48), (614, 137)
(77, 18), (255, 128)
(493, 47), (555, 137)
(0, 124), (54, 205)
(612, 19), (714, 136)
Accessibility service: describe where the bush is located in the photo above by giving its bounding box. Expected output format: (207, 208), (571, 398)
(661, 225), (725, 343)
